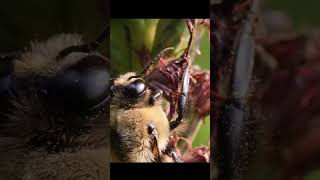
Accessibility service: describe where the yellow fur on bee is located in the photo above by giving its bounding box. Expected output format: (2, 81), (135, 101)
(111, 105), (170, 162)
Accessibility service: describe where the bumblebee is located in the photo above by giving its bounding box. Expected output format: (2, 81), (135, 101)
(110, 48), (190, 163)
(0, 29), (109, 179)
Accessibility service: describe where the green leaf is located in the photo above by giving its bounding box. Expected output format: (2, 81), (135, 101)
(192, 116), (210, 148)
(152, 19), (187, 57)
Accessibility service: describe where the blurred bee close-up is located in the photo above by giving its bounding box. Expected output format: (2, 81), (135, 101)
(0, 1), (109, 179)
(0, 30), (109, 179)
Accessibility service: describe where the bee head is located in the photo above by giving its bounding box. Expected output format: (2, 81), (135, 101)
(110, 72), (150, 108)
(36, 54), (109, 112)
(12, 33), (110, 113)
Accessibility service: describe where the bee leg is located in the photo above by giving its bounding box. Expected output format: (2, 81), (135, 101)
(164, 144), (182, 162)
(169, 20), (193, 130)
(139, 47), (174, 76)
(170, 68), (190, 130)
(148, 123), (161, 162)
(149, 89), (163, 105)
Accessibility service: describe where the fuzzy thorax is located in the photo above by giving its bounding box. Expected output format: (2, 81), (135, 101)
(111, 106), (170, 162)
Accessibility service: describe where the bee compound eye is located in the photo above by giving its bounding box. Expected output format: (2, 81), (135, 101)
(124, 79), (146, 99)
(39, 56), (109, 111)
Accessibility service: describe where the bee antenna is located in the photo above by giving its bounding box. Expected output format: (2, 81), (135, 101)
(139, 47), (174, 77)
(56, 28), (109, 60)
(88, 28), (108, 50)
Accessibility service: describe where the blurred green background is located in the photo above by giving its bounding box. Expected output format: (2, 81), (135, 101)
(192, 28), (210, 148)
(267, 0), (320, 30)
